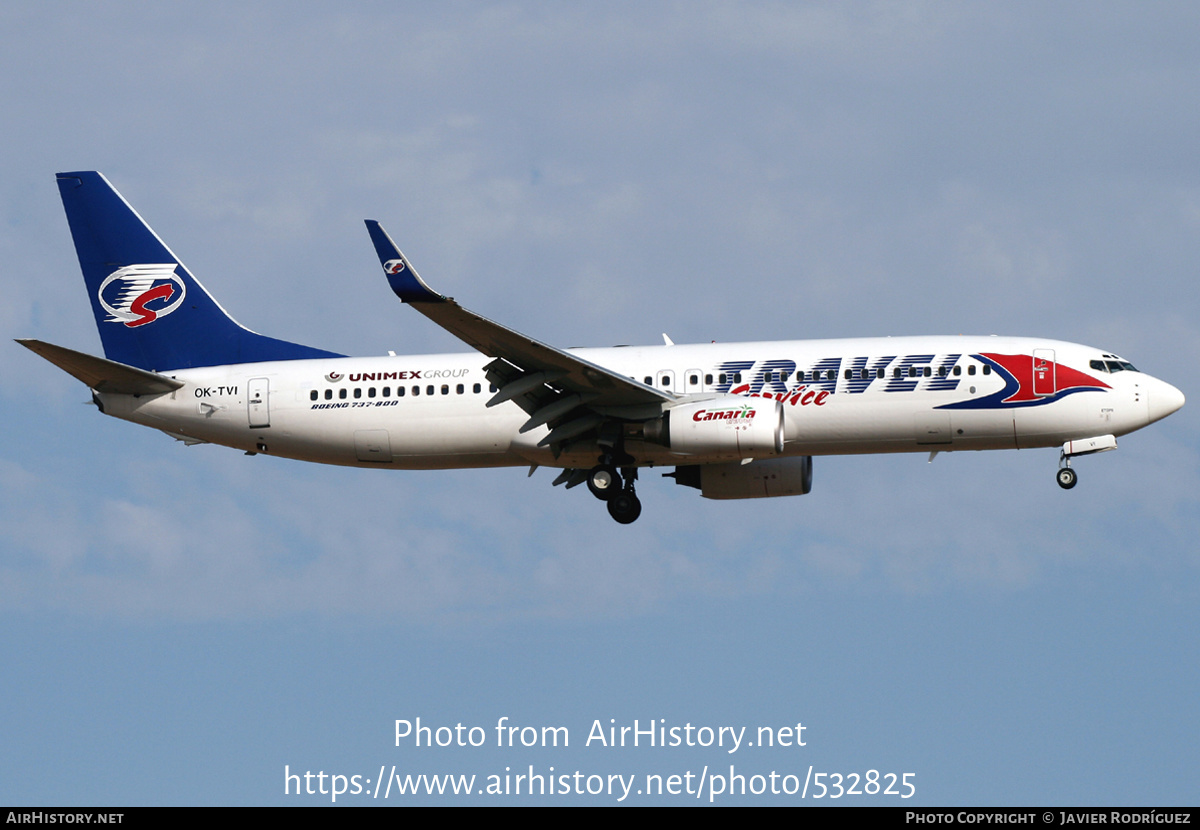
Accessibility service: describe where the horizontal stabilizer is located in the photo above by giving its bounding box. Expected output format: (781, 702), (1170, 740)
(16, 339), (183, 395)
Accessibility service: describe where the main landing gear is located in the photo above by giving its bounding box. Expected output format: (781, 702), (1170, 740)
(587, 460), (642, 524)
(586, 463), (621, 500)
(607, 487), (642, 524)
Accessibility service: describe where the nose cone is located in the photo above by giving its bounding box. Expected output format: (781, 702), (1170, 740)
(1148, 379), (1185, 424)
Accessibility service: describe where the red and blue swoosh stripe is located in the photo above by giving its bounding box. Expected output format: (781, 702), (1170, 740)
(938, 353), (1109, 411)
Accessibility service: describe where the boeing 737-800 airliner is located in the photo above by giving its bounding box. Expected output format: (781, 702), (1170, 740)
(19, 172), (1185, 523)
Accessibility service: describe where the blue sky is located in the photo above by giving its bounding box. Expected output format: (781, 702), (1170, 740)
(2, 3), (1197, 805)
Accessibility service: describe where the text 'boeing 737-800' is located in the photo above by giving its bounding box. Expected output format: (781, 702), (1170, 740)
(19, 172), (1185, 523)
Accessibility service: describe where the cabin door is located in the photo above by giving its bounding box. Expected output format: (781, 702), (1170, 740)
(1033, 349), (1056, 397)
(248, 377), (270, 428)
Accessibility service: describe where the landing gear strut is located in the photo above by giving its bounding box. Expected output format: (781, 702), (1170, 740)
(1056, 451), (1078, 490)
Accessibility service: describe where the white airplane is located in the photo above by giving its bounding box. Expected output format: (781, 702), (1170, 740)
(19, 172), (1186, 524)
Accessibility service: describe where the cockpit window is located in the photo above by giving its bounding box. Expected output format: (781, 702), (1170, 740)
(1105, 360), (1139, 373)
(1092, 358), (1140, 373)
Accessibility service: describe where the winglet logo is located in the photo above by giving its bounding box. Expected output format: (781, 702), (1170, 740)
(384, 258), (407, 275)
(98, 264), (186, 328)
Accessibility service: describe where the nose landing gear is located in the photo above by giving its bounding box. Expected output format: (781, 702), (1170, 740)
(1055, 434), (1118, 490)
(1056, 463), (1078, 490)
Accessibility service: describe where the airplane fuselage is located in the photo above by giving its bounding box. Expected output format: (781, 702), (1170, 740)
(102, 335), (1174, 471)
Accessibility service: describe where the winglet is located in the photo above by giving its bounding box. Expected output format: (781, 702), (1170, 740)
(364, 220), (444, 303)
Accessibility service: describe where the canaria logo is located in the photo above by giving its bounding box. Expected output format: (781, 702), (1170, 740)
(383, 258), (407, 275)
(98, 264), (186, 328)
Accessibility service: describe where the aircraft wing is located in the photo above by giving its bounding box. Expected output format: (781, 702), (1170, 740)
(365, 221), (673, 449)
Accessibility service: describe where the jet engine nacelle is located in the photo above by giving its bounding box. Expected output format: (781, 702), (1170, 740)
(644, 398), (784, 458)
(670, 455), (814, 499)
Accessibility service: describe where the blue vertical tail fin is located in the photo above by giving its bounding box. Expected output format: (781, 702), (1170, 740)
(56, 171), (341, 371)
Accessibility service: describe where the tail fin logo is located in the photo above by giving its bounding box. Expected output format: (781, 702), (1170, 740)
(98, 264), (187, 328)
(383, 258), (407, 275)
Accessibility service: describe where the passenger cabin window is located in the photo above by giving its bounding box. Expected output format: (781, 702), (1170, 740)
(324, 389), (333, 400)
(339, 388), (347, 399)
(982, 365), (991, 375)
(689, 374), (699, 386)
(968, 365), (976, 376)
(354, 388), (362, 399)
(644, 376), (652, 385)
(705, 374), (713, 385)
(310, 390), (318, 401)
(473, 383), (481, 393)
